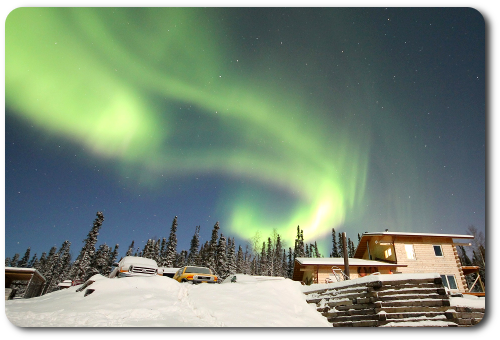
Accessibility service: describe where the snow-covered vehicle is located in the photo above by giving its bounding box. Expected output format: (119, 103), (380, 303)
(109, 256), (159, 278)
(173, 266), (218, 284)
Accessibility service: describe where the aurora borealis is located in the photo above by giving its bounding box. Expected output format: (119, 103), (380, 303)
(5, 7), (485, 257)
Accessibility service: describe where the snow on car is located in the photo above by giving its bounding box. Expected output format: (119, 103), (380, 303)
(109, 256), (159, 278)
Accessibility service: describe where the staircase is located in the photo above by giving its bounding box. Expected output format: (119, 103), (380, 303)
(304, 275), (463, 327)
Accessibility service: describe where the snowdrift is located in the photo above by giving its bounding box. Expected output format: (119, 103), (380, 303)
(5, 274), (331, 327)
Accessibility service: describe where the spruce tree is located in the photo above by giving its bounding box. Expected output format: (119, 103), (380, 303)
(126, 240), (135, 257)
(236, 245), (244, 273)
(216, 233), (228, 279)
(29, 254), (39, 269)
(41, 246), (59, 294)
(206, 222), (220, 274)
(92, 243), (112, 276)
(287, 247), (294, 278)
(259, 241), (267, 276)
(110, 244), (119, 267)
(165, 216), (178, 267)
(56, 240), (72, 285)
(187, 225), (201, 265)
(9, 254), (20, 267)
(348, 238), (355, 257)
(274, 234), (283, 276)
(266, 237), (273, 276)
(158, 238), (167, 266)
(18, 247), (31, 267)
(227, 237), (237, 275)
(330, 228), (339, 257)
(70, 211), (105, 281)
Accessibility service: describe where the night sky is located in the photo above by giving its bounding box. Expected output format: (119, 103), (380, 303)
(5, 7), (485, 260)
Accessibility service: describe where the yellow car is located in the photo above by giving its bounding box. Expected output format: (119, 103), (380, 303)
(173, 266), (218, 284)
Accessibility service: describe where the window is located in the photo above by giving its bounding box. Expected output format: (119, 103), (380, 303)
(384, 247), (392, 258)
(433, 245), (443, 257)
(405, 244), (416, 259)
(441, 275), (458, 290)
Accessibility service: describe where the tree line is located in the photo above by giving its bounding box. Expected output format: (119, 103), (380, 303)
(6, 211), (360, 295)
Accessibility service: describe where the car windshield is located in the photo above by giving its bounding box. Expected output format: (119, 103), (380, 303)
(184, 267), (211, 274)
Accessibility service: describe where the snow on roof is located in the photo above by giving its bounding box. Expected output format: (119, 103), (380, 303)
(295, 257), (406, 267)
(361, 231), (474, 239)
(5, 267), (46, 280)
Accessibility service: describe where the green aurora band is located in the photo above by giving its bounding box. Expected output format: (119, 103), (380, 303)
(6, 8), (371, 246)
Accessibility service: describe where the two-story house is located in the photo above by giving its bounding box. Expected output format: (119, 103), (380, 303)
(293, 231), (478, 294)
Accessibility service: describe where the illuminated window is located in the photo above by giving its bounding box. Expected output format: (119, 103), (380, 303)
(384, 248), (392, 258)
(405, 244), (416, 259)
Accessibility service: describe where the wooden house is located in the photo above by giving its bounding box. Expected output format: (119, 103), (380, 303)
(354, 231), (475, 293)
(292, 231), (480, 294)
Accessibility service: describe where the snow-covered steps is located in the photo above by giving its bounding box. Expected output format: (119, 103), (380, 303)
(302, 273), (464, 327)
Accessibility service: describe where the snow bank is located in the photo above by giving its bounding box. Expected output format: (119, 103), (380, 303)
(5, 275), (331, 327)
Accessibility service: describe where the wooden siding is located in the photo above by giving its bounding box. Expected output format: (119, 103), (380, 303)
(393, 236), (467, 292)
(356, 235), (469, 293)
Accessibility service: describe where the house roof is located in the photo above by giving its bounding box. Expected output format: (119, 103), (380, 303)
(5, 267), (46, 282)
(294, 257), (406, 267)
(360, 231), (474, 239)
(354, 231), (474, 258)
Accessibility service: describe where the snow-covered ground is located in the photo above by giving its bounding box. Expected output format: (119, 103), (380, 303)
(5, 274), (331, 327)
(4, 272), (486, 332)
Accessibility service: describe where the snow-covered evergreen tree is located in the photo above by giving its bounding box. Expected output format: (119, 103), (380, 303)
(18, 247), (31, 267)
(236, 245), (244, 273)
(287, 247), (294, 278)
(142, 239), (155, 259)
(216, 233), (228, 279)
(165, 216), (178, 267)
(55, 240), (72, 285)
(227, 237), (236, 275)
(205, 222), (219, 274)
(109, 244), (119, 266)
(28, 253), (38, 268)
(9, 254), (20, 267)
(41, 246), (59, 294)
(273, 234), (283, 277)
(259, 241), (267, 276)
(176, 250), (188, 268)
(266, 237), (273, 276)
(92, 243), (112, 276)
(70, 211), (105, 281)
(282, 249), (288, 278)
(187, 225), (201, 265)
(126, 240), (135, 257)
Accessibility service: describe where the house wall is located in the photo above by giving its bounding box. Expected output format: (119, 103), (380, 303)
(300, 265), (394, 284)
(392, 236), (467, 292)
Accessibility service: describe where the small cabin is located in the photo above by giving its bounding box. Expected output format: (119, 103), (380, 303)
(354, 231), (475, 293)
(5, 267), (46, 299)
